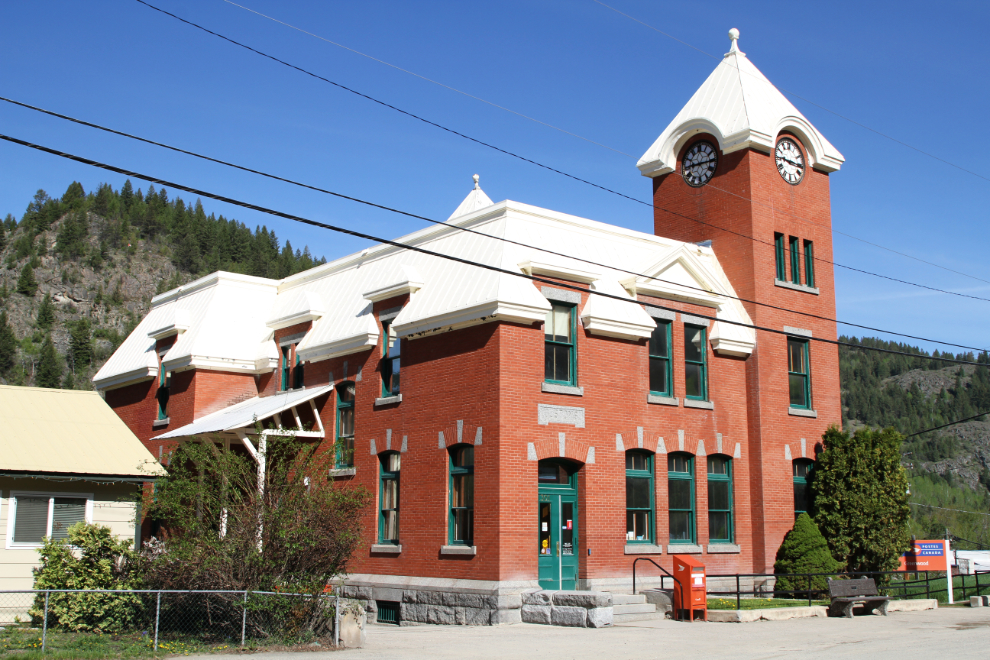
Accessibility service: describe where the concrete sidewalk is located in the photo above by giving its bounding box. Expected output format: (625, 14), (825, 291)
(186, 607), (990, 659)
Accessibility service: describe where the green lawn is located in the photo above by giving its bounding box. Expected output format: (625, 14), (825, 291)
(0, 627), (238, 659)
(707, 597), (828, 610)
(887, 574), (990, 603)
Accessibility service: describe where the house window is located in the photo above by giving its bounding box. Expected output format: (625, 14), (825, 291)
(803, 240), (815, 288)
(684, 324), (708, 401)
(788, 338), (811, 409)
(544, 303), (576, 386)
(8, 493), (89, 546)
(280, 345), (291, 391)
(668, 453), (695, 544)
(335, 382), (355, 469)
(449, 445), (474, 545)
(293, 352), (304, 389)
(379, 452), (400, 543)
(381, 320), (401, 397)
(789, 236), (801, 285)
(626, 451), (654, 543)
(793, 459), (814, 517)
(648, 321), (672, 397)
(707, 456), (733, 543)
(156, 352), (170, 420)
(774, 233), (786, 281)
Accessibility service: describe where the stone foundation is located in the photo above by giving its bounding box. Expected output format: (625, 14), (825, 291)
(520, 590), (613, 628)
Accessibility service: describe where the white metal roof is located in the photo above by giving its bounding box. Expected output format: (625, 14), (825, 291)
(153, 385), (333, 439)
(96, 179), (757, 391)
(637, 30), (844, 178)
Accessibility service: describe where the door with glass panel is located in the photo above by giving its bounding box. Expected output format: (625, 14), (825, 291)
(537, 460), (578, 590)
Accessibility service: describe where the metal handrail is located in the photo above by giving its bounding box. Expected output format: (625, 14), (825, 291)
(632, 557), (675, 595)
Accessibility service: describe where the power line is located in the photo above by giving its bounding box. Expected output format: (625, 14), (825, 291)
(906, 410), (990, 438)
(215, 0), (990, 290)
(909, 502), (990, 518)
(132, 0), (990, 306)
(5, 93), (988, 354)
(3, 130), (990, 371)
(591, 0), (990, 187)
(220, 0), (634, 158)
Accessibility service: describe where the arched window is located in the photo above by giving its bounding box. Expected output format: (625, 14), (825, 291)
(449, 445), (474, 545)
(668, 453), (695, 544)
(707, 455), (733, 543)
(626, 450), (654, 544)
(335, 382), (355, 469)
(379, 452), (400, 544)
(793, 459), (814, 518)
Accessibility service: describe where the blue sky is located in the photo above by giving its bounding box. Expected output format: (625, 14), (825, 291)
(1, 1), (988, 355)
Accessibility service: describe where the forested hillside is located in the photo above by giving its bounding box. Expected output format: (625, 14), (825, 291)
(840, 337), (990, 548)
(0, 180), (325, 390)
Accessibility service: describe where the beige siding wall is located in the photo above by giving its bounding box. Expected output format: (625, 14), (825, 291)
(0, 478), (139, 593)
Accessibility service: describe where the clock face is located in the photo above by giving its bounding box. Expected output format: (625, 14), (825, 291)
(681, 141), (718, 187)
(775, 138), (805, 185)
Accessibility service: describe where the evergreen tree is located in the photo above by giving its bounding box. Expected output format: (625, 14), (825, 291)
(55, 211), (89, 258)
(813, 425), (911, 573)
(36, 294), (55, 330)
(0, 220), (5, 252)
(36, 336), (63, 388)
(16, 263), (38, 296)
(773, 513), (840, 595)
(0, 310), (16, 375)
(68, 319), (93, 372)
(120, 180), (134, 210)
(61, 181), (86, 207)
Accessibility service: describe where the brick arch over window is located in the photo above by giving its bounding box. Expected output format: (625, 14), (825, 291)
(531, 434), (591, 465)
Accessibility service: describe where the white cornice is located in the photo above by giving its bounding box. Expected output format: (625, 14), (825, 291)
(93, 367), (157, 392)
(519, 260), (600, 284)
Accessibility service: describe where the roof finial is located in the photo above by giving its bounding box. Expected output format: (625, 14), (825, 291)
(728, 28), (740, 54)
(473, 174), (480, 190)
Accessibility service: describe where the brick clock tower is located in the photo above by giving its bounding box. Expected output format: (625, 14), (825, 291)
(637, 29), (845, 572)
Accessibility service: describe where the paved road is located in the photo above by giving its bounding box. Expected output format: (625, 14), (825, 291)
(187, 607), (990, 659)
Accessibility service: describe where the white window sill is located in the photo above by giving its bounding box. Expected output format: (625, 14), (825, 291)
(542, 382), (584, 396)
(624, 544), (663, 555)
(707, 544), (741, 554)
(371, 544), (401, 553)
(329, 468), (356, 477)
(647, 394), (678, 406)
(774, 279), (820, 295)
(788, 407), (817, 418)
(684, 399), (714, 410)
(667, 543), (703, 553)
(375, 394), (402, 406)
(440, 545), (477, 556)
(152, 417), (170, 428)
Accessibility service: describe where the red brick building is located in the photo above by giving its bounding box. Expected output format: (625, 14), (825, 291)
(94, 30), (843, 625)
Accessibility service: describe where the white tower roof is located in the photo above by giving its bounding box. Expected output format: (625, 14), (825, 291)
(637, 29), (844, 178)
(447, 174), (494, 220)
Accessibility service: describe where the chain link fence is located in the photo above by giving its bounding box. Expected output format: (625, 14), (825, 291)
(0, 589), (341, 655)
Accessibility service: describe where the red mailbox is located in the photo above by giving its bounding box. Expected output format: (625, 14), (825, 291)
(672, 554), (707, 622)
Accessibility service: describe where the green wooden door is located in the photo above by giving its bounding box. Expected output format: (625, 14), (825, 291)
(537, 460), (579, 590)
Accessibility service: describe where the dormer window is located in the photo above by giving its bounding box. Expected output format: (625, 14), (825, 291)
(381, 320), (401, 397)
(277, 332), (307, 392)
(156, 351), (170, 420)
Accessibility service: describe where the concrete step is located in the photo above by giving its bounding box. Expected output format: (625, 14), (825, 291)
(613, 611), (667, 624)
(611, 593), (648, 605)
(613, 602), (656, 615)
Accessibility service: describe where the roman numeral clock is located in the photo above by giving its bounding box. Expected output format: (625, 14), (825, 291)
(775, 137), (805, 184)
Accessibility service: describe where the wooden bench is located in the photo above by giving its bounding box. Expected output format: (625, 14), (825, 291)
(827, 577), (890, 618)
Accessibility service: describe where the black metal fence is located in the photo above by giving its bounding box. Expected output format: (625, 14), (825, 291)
(0, 589), (342, 654)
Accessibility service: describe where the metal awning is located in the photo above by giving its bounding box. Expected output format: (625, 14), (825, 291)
(153, 385), (333, 440)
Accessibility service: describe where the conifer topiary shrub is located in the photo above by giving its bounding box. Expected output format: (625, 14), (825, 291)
(773, 513), (840, 597)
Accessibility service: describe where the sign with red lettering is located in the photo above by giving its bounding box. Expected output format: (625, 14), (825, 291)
(898, 540), (948, 571)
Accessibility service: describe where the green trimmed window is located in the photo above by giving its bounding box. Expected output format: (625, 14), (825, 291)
(544, 303), (576, 385)
(293, 352), (304, 389)
(280, 345), (290, 391)
(335, 382), (355, 469)
(804, 240), (815, 288)
(793, 459), (814, 517)
(156, 352), (170, 420)
(449, 445), (474, 545)
(625, 451), (654, 543)
(381, 320), (401, 397)
(379, 452), (400, 543)
(774, 233), (786, 281)
(789, 235), (801, 285)
(707, 456), (733, 543)
(787, 338), (811, 409)
(684, 324), (708, 401)
(648, 320), (672, 396)
(668, 453), (695, 544)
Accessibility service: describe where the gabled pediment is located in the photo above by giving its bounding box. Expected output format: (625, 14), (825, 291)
(627, 245), (725, 307)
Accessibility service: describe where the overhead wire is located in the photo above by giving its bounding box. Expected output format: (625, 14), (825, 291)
(4, 93), (988, 354)
(218, 0), (990, 289)
(909, 503), (990, 518)
(132, 0), (990, 305)
(905, 411), (990, 438)
(3, 130), (990, 371)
